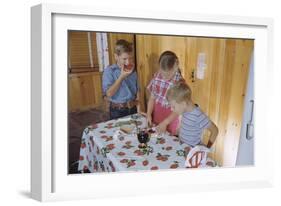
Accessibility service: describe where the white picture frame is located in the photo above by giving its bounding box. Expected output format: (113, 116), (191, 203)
(31, 3), (274, 202)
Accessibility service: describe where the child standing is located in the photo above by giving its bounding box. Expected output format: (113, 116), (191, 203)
(146, 51), (185, 135)
(167, 82), (218, 148)
(102, 39), (140, 119)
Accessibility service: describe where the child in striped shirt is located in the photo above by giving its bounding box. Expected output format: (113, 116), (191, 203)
(167, 82), (218, 148)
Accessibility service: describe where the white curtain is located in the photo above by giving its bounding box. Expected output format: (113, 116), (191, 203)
(96, 33), (110, 72)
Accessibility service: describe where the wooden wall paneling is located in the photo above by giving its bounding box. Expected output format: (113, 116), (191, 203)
(69, 72), (103, 112)
(185, 37), (218, 158)
(78, 75), (95, 109)
(107, 33), (135, 65)
(147, 35), (160, 76)
(222, 39), (253, 166)
(136, 35), (160, 112)
(92, 72), (103, 108)
(184, 37), (197, 87)
(156, 35), (187, 76)
(190, 38), (215, 114)
(206, 39), (226, 160)
(135, 35), (146, 112)
(69, 76), (83, 111)
(213, 39), (236, 165)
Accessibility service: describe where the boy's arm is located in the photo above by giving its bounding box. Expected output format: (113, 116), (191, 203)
(106, 75), (125, 97)
(157, 112), (178, 134)
(147, 93), (154, 115)
(163, 112), (178, 126)
(136, 91), (141, 113)
(146, 93), (155, 126)
(175, 115), (182, 136)
(106, 67), (133, 97)
(206, 121), (219, 148)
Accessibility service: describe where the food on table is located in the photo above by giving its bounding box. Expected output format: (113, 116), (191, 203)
(114, 120), (133, 127)
(120, 125), (135, 134)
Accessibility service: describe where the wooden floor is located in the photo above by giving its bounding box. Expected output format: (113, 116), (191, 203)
(68, 108), (110, 174)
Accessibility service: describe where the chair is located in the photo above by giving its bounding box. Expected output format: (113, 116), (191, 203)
(185, 145), (211, 168)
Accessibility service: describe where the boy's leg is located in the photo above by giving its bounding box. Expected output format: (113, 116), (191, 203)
(109, 107), (123, 119)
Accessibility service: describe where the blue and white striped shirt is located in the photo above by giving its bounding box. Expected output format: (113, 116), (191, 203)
(179, 106), (211, 147)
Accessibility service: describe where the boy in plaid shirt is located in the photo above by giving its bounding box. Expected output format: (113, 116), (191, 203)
(147, 51), (185, 135)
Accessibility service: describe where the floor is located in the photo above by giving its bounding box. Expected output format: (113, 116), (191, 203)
(68, 108), (110, 174)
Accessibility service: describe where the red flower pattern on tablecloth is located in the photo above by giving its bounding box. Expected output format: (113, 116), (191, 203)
(78, 115), (217, 173)
(122, 141), (134, 149)
(134, 149), (144, 156)
(120, 159), (128, 163)
(127, 160), (136, 168)
(93, 161), (98, 171)
(119, 159), (136, 168)
(106, 143), (115, 150)
(117, 152), (126, 156)
(170, 161), (179, 169)
(91, 124), (98, 129)
(184, 146), (191, 155)
(105, 123), (114, 129)
(156, 153), (170, 161)
(156, 137), (166, 144)
(142, 160), (149, 166)
(80, 142), (86, 149)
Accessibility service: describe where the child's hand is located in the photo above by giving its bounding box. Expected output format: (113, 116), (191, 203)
(156, 121), (168, 134)
(120, 64), (134, 79)
(147, 114), (152, 127)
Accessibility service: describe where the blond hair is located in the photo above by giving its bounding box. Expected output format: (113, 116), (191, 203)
(167, 82), (192, 103)
(114, 39), (133, 55)
(159, 50), (179, 71)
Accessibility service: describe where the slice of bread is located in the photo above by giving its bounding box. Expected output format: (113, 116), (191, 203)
(120, 125), (134, 134)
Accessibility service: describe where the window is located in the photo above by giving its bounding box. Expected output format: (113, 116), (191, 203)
(68, 31), (100, 73)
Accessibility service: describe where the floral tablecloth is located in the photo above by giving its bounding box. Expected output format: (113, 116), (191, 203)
(78, 115), (216, 173)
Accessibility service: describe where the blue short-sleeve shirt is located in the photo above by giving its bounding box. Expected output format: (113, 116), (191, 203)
(102, 64), (139, 103)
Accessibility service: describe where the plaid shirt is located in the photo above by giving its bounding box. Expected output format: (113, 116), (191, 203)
(147, 70), (184, 108)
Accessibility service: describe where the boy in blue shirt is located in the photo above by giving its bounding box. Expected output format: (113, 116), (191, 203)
(102, 39), (140, 119)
